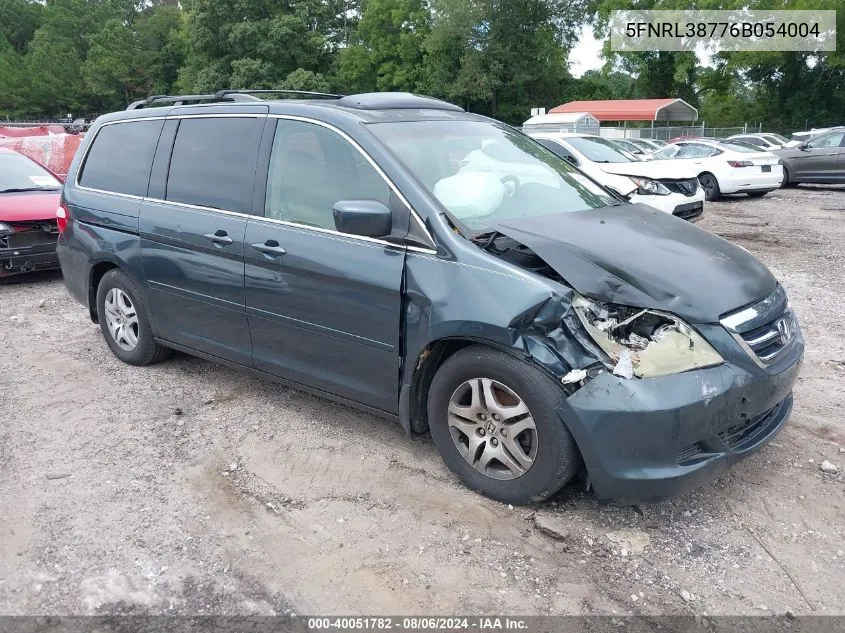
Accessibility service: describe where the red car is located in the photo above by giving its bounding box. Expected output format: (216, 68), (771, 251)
(0, 148), (63, 278)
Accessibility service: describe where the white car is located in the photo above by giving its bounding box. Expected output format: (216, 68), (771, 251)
(727, 133), (789, 151)
(783, 127), (844, 148)
(528, 133), (705, 221)
(646, 139), (783, 201)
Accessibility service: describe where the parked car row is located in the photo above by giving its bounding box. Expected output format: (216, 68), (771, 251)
(546, 127), (845, 203)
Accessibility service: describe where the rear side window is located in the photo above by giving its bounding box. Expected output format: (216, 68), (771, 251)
(79, 120), (164, 196)
(166, 117), (261, 212)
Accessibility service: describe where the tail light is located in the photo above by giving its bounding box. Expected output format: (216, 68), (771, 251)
(727, 160), (753, 168)
(56, 202), (69, 233)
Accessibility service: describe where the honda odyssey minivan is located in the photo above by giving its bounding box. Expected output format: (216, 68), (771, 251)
(57, 90), (804, 505)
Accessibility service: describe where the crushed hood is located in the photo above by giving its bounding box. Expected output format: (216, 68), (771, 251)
(599, 160), (700, 180)
(494, 204), (776, 324)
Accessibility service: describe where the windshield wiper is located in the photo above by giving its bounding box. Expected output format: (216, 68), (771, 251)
(0, 186), (60, 194)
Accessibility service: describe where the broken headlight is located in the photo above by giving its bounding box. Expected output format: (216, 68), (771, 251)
(628, 176), (671, 196)
(572, 295), (723, 379)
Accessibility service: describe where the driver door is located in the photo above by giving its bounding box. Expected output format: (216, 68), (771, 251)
(243, 118), (409, 413)
(791, 131), (845, 180)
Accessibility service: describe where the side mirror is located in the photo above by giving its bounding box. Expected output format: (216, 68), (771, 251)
(798, 143), (809, 150)
(564, 155), (578, 166)
(333, 200), (392, 238)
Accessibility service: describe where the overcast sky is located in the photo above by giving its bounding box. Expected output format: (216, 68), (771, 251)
(569, 26), (605, 77)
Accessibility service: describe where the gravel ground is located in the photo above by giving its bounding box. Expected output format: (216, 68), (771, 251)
(1, 185), (843, 617)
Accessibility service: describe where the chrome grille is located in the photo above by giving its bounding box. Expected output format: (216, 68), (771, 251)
(721, 286), (798, 367)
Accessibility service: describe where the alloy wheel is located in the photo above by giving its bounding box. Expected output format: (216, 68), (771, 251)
(103, 288), (139, 351)
(447, 378), (538, 480)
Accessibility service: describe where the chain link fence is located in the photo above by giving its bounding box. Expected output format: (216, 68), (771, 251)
(604, 126), (755, 141)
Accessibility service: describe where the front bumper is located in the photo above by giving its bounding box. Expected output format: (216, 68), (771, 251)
(1, 241), (60, 277)
(630, 190), (705, 222)
(558, 328), (803, 504)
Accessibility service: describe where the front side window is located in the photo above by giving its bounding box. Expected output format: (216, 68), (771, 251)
(368, 120), (617, 233)
(166, 117), (261, 212)
(808, 131), (845, 148)
(79, 120), (164, 196)
(265, 119), (391, 230)
(0, 151), (61, 193)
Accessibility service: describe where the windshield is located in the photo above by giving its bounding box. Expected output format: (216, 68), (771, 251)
(368, 121), (617, 233)
(564, 136), (635, 163)
(0, 152), (61, 193)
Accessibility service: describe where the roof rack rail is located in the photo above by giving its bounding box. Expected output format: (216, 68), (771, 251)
(127, 92), (263, 110)
(214, 89), (345, 100)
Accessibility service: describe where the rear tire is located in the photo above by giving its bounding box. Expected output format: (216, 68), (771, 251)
(96, 268), (170, 366)
(698, 173), (721, 201)
(427, 345), (582, 505)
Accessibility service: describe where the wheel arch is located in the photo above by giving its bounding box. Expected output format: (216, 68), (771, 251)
(87, 257), (140, 323)
(401, 336), (558, 435)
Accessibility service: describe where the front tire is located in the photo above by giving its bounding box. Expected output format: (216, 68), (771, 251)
(698, 173), (721, 201)
(96, 268), (170, 366)
(427, 345), (581, 505)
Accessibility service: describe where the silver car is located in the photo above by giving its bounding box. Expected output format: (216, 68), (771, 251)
(775, 129), (845, 186)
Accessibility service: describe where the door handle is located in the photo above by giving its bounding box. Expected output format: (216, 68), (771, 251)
(251, 240), (287, 257)
(204, 230), (233, 246)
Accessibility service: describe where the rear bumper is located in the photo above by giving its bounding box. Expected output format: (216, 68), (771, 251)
(0, 242), (60, 277)
(558, 335), (803, 504)
(720, 166), (783, 193)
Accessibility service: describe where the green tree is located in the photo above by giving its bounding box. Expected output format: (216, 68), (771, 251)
(423, 0), (581, 123)
(337, 0), (431, 93)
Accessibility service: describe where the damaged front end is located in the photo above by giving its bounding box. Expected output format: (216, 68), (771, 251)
(571, 296), (723, 379)
(477, 231), (723, 386)
(0, 220), (61, 277)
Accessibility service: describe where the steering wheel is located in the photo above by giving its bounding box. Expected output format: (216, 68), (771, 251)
(500, 175), (520, 198)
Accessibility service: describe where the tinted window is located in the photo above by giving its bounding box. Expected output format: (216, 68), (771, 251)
(79, 120), (164, 196)
(265, 119), (391, 230)
(0, 152), (61, 192)
(166, 118), (260, 212)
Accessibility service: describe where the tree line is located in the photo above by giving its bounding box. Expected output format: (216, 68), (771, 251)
(1, 0), (843, 131)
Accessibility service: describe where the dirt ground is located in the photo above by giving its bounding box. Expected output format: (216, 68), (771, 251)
(1, 185), (843, 617)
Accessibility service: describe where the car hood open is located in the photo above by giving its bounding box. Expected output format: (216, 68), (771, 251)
(494, 204), (776, 324)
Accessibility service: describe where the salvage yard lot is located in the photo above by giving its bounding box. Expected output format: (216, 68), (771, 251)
(1, 186), (844, 616)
